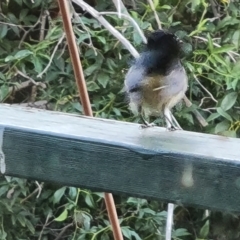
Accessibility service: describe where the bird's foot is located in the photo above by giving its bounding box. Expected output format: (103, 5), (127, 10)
(140, 122), (156, 129)
(166, 125), (182, 131)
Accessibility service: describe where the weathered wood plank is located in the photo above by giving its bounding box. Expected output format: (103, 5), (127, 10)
(0, 104), (240, 212)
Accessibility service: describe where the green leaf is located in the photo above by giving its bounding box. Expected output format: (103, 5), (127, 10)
(85, 194), (95, 208)
(217, 16), (240, 30)
(133, 31), (143, 45)
(207, 112), (220, 122)
(0, 25), (8, 39)
(14, 50), (33, 59)
(199, 220), (209, 238)
(159, 5), (171, 9)
(215, 120), (230, 134)
(0, 85), (9, 101)
(212, 45), (235, 54)
(25, 219), (35, 234)
(53, 187), (66, 204)
(153, 0), (159, 8)
(0, 186), (8, 197)
(14, 0), (23, 6)
(0, 72), (5, 80)
(207, 33), (214, 52)
(97, 36), (106, 44)
(173, 228), (191, 237)
(87, 81), (100, 91)
(220, 130), (236, 138)
(221, 92), (237, 111)
(232, 30), (240, 48)
(97, 73), (109, 88)
(232, 60), (240, 77)
(32, 57), (43, 73)
(6, 52), (27, 63)
(17, 213), (26, 227)
(121, 227), (132, 239)
(55, 209), (68, 222)
(84, 64), (99, 76)
(77, 33), (90, 44)
(211, 54), (227, 67)
(11, 25), (20, 37)
(217, 107), (232, 122)
(20, 9), (29, 20)
(191, 0), (201, 12)
(68, 187), (77, 199)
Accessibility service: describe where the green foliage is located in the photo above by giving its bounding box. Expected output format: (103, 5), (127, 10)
(0, 0), (240, 239)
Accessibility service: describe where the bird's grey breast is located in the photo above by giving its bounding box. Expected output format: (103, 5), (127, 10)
(161, 66), (188, 98)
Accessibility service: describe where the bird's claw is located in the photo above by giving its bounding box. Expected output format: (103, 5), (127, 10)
(166, 125), (182, 131)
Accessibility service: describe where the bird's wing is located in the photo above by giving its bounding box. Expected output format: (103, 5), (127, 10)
(124, 64), (146, 93)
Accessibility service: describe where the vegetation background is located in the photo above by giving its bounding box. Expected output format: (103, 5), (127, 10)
(0, 0), (240, 239)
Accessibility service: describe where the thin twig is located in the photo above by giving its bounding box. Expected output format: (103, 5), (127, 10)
(209, 0), (220, 19)
(19, 16), (42, 48)
(146, 0), (162, 29)
(54, 223), (73, 240)
(14, 67), (46, 88)
(0, 21), (33, 28)
(35, 180), (43, 198)
(37, 33), (65, 78)
(116, 0), (121, 18)
(39, 10), (48, 41)
(183, 96), (208, 127)
(112, 0), (134, 35)
(38, 212), (51, 240)
(20, 182), (44, 204)
(199, 97), (212, 107)
(72, 0), (139, 59)
(8, 80), (37, 93)
(100, 11), (147, 43)
(194, 35), (239, 62)
(193, 73), (218, 103)
(72, 7), (98, 55)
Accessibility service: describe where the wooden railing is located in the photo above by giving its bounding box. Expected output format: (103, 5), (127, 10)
(1, 104), (240, 212)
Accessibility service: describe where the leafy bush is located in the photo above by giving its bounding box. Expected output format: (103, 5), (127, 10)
(0, 0), (240, 239)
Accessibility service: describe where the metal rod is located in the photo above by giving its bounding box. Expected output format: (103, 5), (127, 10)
(57, 1), (123, 240)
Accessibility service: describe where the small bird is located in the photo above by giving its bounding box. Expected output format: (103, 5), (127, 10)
(124, 29), (188, 130)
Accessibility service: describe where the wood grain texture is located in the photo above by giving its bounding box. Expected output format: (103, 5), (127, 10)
(1, 104), (240, 212)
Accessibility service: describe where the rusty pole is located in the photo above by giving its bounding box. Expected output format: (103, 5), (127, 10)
(57, 1), (123, 240)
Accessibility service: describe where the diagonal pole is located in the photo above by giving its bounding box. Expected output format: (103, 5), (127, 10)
(57, 1), (123, 240)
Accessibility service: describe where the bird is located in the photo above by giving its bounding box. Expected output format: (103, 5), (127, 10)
(124, 29), (188, 130)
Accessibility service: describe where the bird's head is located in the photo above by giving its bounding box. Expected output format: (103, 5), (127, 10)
(146, 30), (182, 57)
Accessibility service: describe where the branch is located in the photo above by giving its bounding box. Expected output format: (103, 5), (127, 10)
(193, 73), (218, 103)
(116, 0), (121, 18)
(37, 33), (65, 78)
(14, 68), (46, 88)
(72, 0), (140, 58)
(99, 11), (147, 44)
(194, 35), (239, 62)
(146, 0), (162, 29)
(183, 96), (208, 127)
(18, 16), (42, 48)
(39, 10), (48, 41)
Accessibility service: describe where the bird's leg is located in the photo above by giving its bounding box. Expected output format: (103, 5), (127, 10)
(140, 114), (156, 128)
(164, 107), (180, 131)
(171, 113), (182, 130)
(138, 106), (155, 128)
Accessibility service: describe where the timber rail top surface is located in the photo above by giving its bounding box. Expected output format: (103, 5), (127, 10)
(0, 104), (240, 212)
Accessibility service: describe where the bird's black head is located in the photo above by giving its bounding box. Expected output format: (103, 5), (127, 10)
(146, 30), (182, 56)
